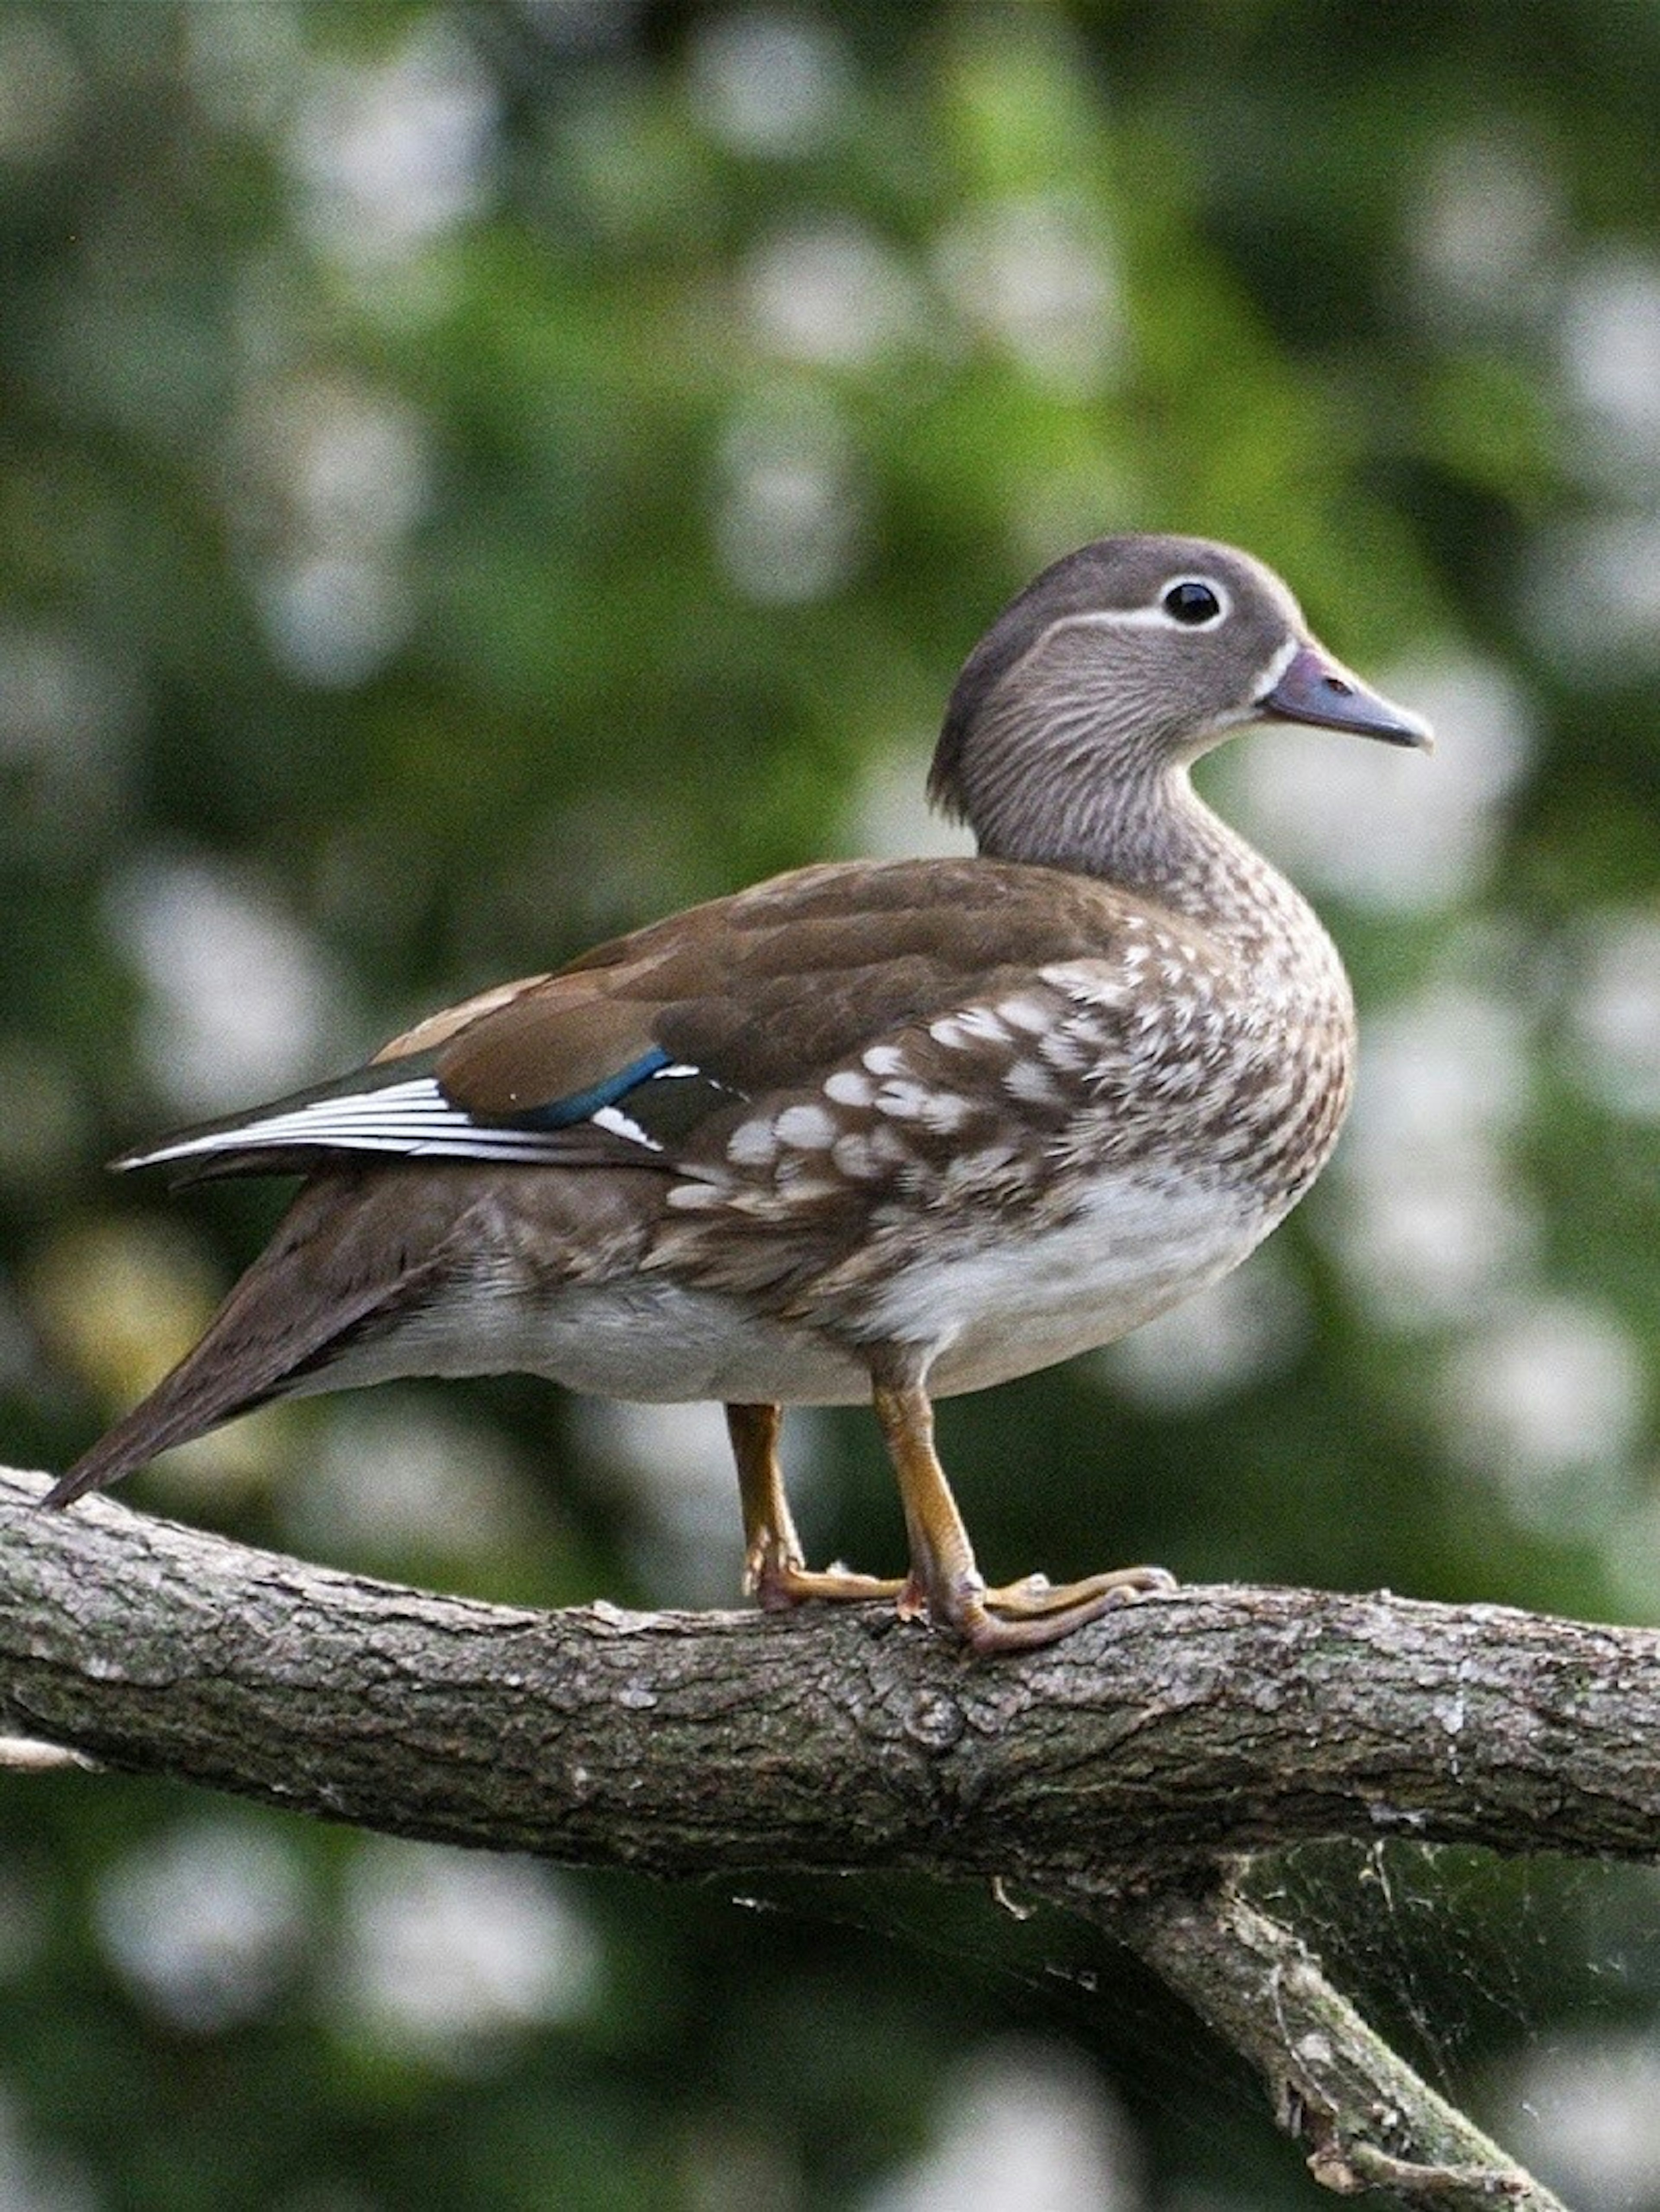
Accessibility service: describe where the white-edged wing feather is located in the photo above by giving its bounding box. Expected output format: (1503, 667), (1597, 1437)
(127, 1074), (669, 1170)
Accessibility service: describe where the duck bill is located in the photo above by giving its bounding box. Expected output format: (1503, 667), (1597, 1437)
(1258, 643), (1434, 750)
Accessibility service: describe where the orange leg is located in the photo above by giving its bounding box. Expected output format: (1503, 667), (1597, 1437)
(872, 1374), (1175, 1654)
(726, 1402), (903, 1613)
(728, 1384), (1173, 1653)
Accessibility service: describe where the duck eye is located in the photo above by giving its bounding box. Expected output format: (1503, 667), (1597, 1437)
(1161, 579), (1223, 625)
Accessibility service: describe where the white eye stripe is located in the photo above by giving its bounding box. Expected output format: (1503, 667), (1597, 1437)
(1042, 582), (1232, 641)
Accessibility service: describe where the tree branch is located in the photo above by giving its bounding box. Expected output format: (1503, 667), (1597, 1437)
(1093, 1884), (1560, 2211)
(5, 1463), (1635, 2207)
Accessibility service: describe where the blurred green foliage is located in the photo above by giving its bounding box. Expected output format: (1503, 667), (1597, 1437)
(3, 2), (1660, 2205)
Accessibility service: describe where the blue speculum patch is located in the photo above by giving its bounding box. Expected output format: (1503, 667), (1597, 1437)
(512, 1045), (674, 1128)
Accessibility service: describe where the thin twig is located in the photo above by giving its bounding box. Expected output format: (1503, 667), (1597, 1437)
(1068, 1878), (1563, 2211)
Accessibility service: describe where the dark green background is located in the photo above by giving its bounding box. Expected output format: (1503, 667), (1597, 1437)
(3, 3), (1659, 2204)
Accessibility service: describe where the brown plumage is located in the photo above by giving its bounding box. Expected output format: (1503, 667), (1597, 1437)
(50, 535), (1430, 1652)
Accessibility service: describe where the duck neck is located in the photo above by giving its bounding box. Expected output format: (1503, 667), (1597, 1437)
(980, 760), (1312, 954)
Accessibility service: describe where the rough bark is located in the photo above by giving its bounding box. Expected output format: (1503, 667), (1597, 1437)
(6, 1462), (1644, 2206)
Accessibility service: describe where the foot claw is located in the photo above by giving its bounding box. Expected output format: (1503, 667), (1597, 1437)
(746, 1537), (905, 1615)
(948, 1563), (1177, 1654)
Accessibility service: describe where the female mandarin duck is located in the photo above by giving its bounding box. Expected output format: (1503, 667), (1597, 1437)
(50, 536), (1430, 1653)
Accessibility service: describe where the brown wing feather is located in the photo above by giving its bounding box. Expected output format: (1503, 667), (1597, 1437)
(432, 982), (667, 1119)
(426, 856), (1139, 1120)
